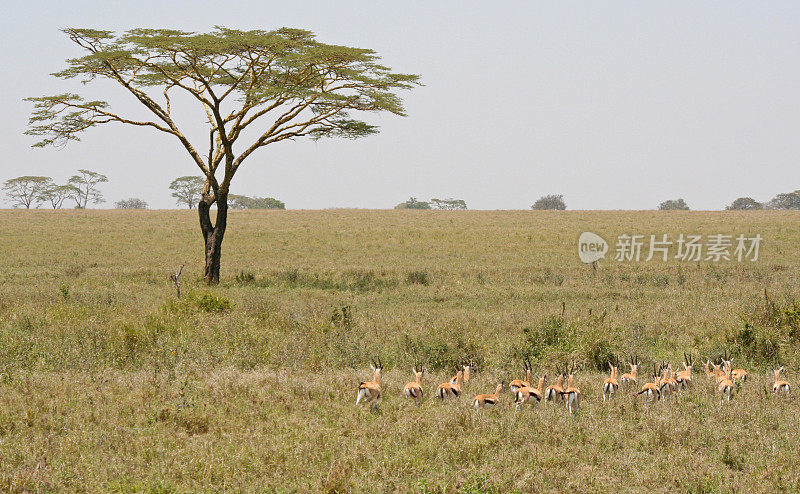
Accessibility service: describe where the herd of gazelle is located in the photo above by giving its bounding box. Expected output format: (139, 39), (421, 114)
(356, 353), (792, 412)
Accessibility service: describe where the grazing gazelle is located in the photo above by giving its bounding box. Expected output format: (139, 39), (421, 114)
(472, 382), (504, 409)
(544, 368), (565, 404)
(638, 364), (661, 406)
(509, 359), (532, 394)
(515, 376), (545, 411)
(772, 366), (791, 398)
(619, 356), (639, 393)
(675, 353), (693, 390)
(561, 365), (581, 414)
(602, 362), (619, 402)
(403, 364), (425, 405)
(437, 369), (463, 399)
(356, 358), (383, 410)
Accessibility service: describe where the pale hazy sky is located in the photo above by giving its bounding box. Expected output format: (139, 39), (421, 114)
(1, 1), (798, 210)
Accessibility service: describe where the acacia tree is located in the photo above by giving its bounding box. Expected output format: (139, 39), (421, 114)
(169, 175), (205, 209)
(68, 169), (108, 208)
(2, 176), (51, 208)
(27, 28), (420, 283)
(40, 180), (78, 209)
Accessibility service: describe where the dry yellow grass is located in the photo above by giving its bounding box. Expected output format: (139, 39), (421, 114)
(0, 209), (798, 492)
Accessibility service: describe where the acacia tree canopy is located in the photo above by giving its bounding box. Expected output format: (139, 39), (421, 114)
(2, 176), (51, 208)
(27, 27), (420, 283)
(68, 169), (108, 208)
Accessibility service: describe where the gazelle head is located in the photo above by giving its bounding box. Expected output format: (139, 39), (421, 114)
(494, 382), (504, 396)
(773, 365), (785, 382)
(721, 350), (732, 372)
(626, 355), (639, 376)
(463, 362), (471, 383)
(524, 359), (532, 383)
(453, 368), (464, 387)
(412, 363), (424, 384)
(712, 360), (723, 378)
(683, 352), (693, 373)
(536, 375), (546, 392)
(370, 358), (383, 384)
(566, 362), (576, 388)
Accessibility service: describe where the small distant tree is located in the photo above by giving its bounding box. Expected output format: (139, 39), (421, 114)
(228, 195), (285, 210)
(39, 181), (78, 209)
(726, 197), (762, 210)
(430, 198), (467, 210)
(766, 190), (800, 210)
(395, 197), (430, 209)
(531, 194), (566, 210)
(169, 176), (205, 209)
(115, 198), (148, 209)
(68, 169), (108, 208)
(658, 198), (690, 210)
(2, 176), (52, 208)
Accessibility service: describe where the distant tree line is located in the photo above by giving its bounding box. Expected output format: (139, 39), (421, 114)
(656, 190), (800, 211)
(3, 172), (286, 210)
(2, 169), (108, 209)
(4, 173), (798, 211)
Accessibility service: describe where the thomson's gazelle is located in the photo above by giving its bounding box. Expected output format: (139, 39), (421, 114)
(356, 358), (383, 410)
(438, 369), (463, 399)
(472, 383), (503, 409)
(545, 368), (565, 403)
(403, 364), (425, 405)
(619, 356), (639, 393)
(772, 366), (791, 398)
(561, 365), (581, 414)
(509, 359), (532, 394)
(602, 363), (619, 402)
(514, 376), (545, 411)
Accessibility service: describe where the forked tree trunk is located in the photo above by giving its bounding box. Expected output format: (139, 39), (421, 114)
(198, 192), (228, 285)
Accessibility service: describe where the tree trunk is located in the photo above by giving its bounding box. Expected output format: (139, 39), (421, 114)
(198, 192), (228, 285)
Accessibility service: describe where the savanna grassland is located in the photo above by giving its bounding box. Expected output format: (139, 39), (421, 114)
(0, 209), (799, 493)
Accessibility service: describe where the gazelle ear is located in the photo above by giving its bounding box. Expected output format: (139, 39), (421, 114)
(780, 366), (785, 372)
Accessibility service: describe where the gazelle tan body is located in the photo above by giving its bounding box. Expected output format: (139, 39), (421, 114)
(545, 373), (564, 403)
(772, 367), (791, 398)
(403, 367), (424, 404)
(438, 370), (463, 399)
(676, 355), (693, 390)
(602, 365), (619, 402)
(661, 366), (677, 399)
(638, 379), (660, 405)
(472, 383), (503, 409)
(620, 361), (638, 392)
(638, 366), (662, 406)
(356, 360), (383, 410)
(561, 372), (581, 414)
(717, 366), (734, 401)
(450, 365), (470, 386)
(514, 376), (545, 410)
(509, 365), (532, 395)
